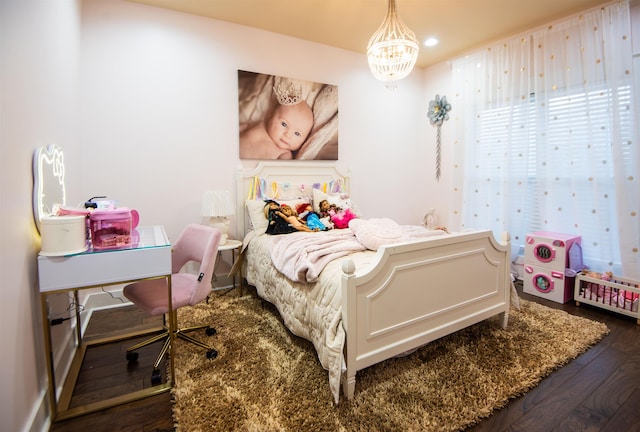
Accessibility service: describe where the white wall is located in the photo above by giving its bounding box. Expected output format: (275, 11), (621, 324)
(79, 0), (437, 245)
(2, 0), (441, 430)
(421, 61), (455, 228)
(0, 1), (82, 431)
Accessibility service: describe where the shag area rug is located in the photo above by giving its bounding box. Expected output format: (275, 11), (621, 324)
(171, 290), (608, 432)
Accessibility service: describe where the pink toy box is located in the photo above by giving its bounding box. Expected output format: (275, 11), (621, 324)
(523, 231), (582, 303)
(89, 208), (133, 250)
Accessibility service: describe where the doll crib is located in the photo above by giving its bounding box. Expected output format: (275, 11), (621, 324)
(575, 271), (640, 324)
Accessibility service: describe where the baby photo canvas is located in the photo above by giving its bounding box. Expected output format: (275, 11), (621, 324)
(238, 70), (339, 160)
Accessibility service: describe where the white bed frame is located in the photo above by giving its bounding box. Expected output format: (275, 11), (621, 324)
(237, 162), (511, 400)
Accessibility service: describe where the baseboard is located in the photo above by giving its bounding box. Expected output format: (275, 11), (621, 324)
(79, 288), (132, 333)
(212, 273), (236, 290)
(23, 387), (49, 432)
(27, 331), (74, 432)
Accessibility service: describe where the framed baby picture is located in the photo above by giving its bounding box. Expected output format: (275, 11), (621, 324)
(238, 70), (339, 160)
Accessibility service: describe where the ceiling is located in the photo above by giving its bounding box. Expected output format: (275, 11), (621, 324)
(129, 0), (607, 68)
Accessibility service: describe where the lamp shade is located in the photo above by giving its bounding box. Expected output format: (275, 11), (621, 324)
(202, 190), (235, 217)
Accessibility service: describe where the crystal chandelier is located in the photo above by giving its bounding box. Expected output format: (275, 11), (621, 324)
(366, 0), (419, 90)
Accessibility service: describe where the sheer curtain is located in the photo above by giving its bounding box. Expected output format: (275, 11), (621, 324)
(450, 0), (639, 278)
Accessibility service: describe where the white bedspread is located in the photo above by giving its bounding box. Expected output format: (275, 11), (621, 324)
(269, 229), (366, 283)
(269, 219), (446, 284)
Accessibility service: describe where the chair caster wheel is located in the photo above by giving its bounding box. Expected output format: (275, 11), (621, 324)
(151, 368), (162, 386)
(205, 327), (216, 336)
(206, 349), (218, 359)
(126, 351), (139, 362)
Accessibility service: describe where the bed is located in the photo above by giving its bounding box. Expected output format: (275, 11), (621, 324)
(236, 162), (512, 402)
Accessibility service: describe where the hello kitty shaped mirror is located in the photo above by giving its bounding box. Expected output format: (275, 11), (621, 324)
(32, 144), (66, 234)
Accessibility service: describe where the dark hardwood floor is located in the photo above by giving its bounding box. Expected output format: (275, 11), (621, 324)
(51, 282), (640, 432)
(50, 306), (173, 432)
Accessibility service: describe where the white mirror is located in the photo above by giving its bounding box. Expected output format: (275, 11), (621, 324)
(32, 144), (66, 234)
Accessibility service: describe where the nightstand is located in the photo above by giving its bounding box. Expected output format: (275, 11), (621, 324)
(212, 239), (243, 294)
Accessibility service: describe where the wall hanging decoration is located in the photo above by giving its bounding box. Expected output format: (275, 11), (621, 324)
(238, 70), (339, 160)
(366, 0), (419, 90)
(427, 94), (452, 180)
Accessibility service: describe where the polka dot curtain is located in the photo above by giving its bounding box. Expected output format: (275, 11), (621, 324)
(450, 0), (639, 278)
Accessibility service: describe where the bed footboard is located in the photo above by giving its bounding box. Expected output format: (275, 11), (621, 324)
(340, 230), (511, 400)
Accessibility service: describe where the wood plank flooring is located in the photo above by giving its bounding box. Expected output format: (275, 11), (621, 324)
(50, 282), (640, 432)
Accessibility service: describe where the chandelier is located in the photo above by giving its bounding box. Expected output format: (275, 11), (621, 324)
(366, 0), (419, 89)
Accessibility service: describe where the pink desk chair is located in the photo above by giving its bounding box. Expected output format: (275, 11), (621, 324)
(123, 224), (221, 384)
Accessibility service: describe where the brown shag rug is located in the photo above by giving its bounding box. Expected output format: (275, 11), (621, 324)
(171, 289), (608, 431)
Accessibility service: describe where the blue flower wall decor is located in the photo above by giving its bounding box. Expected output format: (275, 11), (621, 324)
(428, 94), (451, 180)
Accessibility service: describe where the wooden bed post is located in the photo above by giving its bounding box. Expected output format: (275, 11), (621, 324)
(341, 258), (357, 400)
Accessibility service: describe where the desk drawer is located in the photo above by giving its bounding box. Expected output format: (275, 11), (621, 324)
(38, 245), (171, 291)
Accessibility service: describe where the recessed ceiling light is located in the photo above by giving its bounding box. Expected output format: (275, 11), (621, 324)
(424, 37), (439, 47)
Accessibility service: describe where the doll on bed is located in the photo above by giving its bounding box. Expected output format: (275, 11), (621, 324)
(279, 205), (321, 232)
(264, 200), (296, 235)
(295, 203), (330, 231)
(264, 201), (318, 234)
(318, 199), (357, 229)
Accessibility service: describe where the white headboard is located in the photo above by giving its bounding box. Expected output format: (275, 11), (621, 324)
(236, 161), (351, 238)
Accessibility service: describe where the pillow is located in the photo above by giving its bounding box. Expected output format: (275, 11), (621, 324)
(279, 196), (312, 214)
(246, 199), (269, 233)
(245, 197), (312, 234)
(312, 188), (358, 215)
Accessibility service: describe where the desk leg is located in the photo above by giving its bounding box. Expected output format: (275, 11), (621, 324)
(167, 274), (175, 386)
(41, 293), (58, 420)
(74, 290), (82, 344)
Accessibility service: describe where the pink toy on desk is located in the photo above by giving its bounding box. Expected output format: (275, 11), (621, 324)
(57, 205), (140, 250)
(90, 207), (139, 250)
(130, 209), (140, 229)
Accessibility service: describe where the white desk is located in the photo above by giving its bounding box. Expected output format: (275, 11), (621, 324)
(38, 225), (173, 422)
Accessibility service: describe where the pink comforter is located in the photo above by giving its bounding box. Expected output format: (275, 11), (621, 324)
(269, 229), (366, 283)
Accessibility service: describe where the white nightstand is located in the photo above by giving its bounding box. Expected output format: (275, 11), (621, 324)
(212, 239), (243, 294)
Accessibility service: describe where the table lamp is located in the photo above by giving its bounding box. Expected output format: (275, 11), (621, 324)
(202, 190), (235, 245)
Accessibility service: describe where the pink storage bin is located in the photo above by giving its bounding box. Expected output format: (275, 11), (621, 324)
(90, 208), (132, 250)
